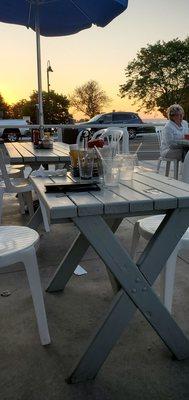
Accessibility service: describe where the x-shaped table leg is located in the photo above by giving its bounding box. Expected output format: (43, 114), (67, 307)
(67, 208), (189, 383)
(28, 206), (43, 230)
(46, 218), (122, 292)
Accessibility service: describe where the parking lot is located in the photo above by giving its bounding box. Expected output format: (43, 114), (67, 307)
(128, 133), (159, 160)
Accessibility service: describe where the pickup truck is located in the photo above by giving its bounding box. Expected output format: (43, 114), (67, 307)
(0, 119), (30, 141)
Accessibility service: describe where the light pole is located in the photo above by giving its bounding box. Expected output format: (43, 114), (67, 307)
(47, 60), (53, 93)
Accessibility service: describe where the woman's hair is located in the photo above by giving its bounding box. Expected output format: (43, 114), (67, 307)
(167, 104), (184, 120)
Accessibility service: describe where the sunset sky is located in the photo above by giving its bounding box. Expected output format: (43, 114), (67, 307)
(0, 0), (189, 120)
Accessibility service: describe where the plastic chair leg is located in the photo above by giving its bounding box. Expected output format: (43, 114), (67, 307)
(156, 158), (161, 173)
(130, 221), (140, 258)
(182, 151), (189, 183)
(39, 199), (50, 232)
(160, 246), (179, 313)
(173, 161), (179, 180)
(165, 161), (171, 177)
(17, 193), (25, 214)
(0, 189), (3, 223)
(22, 247), (50, 345)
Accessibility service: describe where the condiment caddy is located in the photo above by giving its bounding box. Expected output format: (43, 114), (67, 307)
(32, 130), (53, 149)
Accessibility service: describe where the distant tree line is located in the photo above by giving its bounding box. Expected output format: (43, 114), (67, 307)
(0, 81), (110, 123)
(1, 37), (189, 122)
(0, 94), (10, 119)
(0, 90), (72, 124)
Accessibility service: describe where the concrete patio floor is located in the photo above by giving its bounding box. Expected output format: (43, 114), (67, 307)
(0, 160), (189, 400)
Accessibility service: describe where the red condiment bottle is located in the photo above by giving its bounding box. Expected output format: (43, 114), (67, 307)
(32, 129), (40, 146)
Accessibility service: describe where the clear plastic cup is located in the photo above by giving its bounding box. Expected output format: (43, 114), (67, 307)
(119, 154), (137, 181)
(69, 144), (79, 168)
(102, 157), (120, 187)
(78, 149), (94, 179)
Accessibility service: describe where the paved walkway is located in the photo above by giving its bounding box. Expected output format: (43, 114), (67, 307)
(0, 160), (189, 400)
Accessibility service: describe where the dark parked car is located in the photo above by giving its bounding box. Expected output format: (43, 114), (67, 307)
(79, 111), (144, 139)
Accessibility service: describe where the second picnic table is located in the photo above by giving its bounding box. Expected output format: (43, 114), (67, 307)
(4, 141), (70, 169)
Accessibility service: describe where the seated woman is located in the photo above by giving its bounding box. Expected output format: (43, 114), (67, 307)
(160, 104), (188, 161)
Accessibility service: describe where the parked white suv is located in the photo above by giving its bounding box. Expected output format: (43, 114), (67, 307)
(0, 119), (30, 141)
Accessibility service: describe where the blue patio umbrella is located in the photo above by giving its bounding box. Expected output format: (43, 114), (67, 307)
(0, 0), (128, 127)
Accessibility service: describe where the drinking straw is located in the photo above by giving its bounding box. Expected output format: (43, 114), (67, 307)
(94, 145), (108, 167)
(132, 142), (142, 166)
(113, 134), (122, 156)
(94, 145), (104, 160)
(134, 142), (142, 155)
(84, 135), (88, 150)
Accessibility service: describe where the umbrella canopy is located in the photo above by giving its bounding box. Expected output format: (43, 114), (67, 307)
(0, 0), (128, 126)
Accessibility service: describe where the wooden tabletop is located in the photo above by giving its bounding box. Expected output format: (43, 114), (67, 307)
(5, 141), (70, 165)
(30, 169), (189, 221)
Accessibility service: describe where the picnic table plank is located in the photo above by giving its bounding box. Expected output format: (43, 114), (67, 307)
(11, 142), (36, 162)
(133, 172), (189, 207)
(91, 189), (130, 214)
(51, 175), (131, 214)
(123, 178), (177, 210)
(30, 176), (77, 219)
(23, 141), (70, 154)
(22, 142), (70, 161)
(4, 143), (23, 163)
(18, 142), (59, 162)
(140, 171), (189, 192)
(53, 142), (70, 154)
(67, 192), (103, 216)
(110, 183), (154, 213)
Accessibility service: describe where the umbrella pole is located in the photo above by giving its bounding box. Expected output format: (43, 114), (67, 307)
(35, 2), (44, 137)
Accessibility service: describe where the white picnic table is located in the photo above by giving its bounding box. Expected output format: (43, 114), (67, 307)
(29, 170), (189, 382)
(4, 141), (70, 168)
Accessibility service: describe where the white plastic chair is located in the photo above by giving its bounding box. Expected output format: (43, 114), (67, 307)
(181, 150), (189, 183)
(91, 128), (107, 139)
(0, 188), (50, 345)
(0, 165), (24, 178)
(130, 213), (189, 313)
(0, 187), (3, 223)
(156, 129), (180, 179)
(76, 129), (92, 147)
(92, 127), (129, 154)
(9, 164), (25, 177)
(0, 149), (34, 217)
